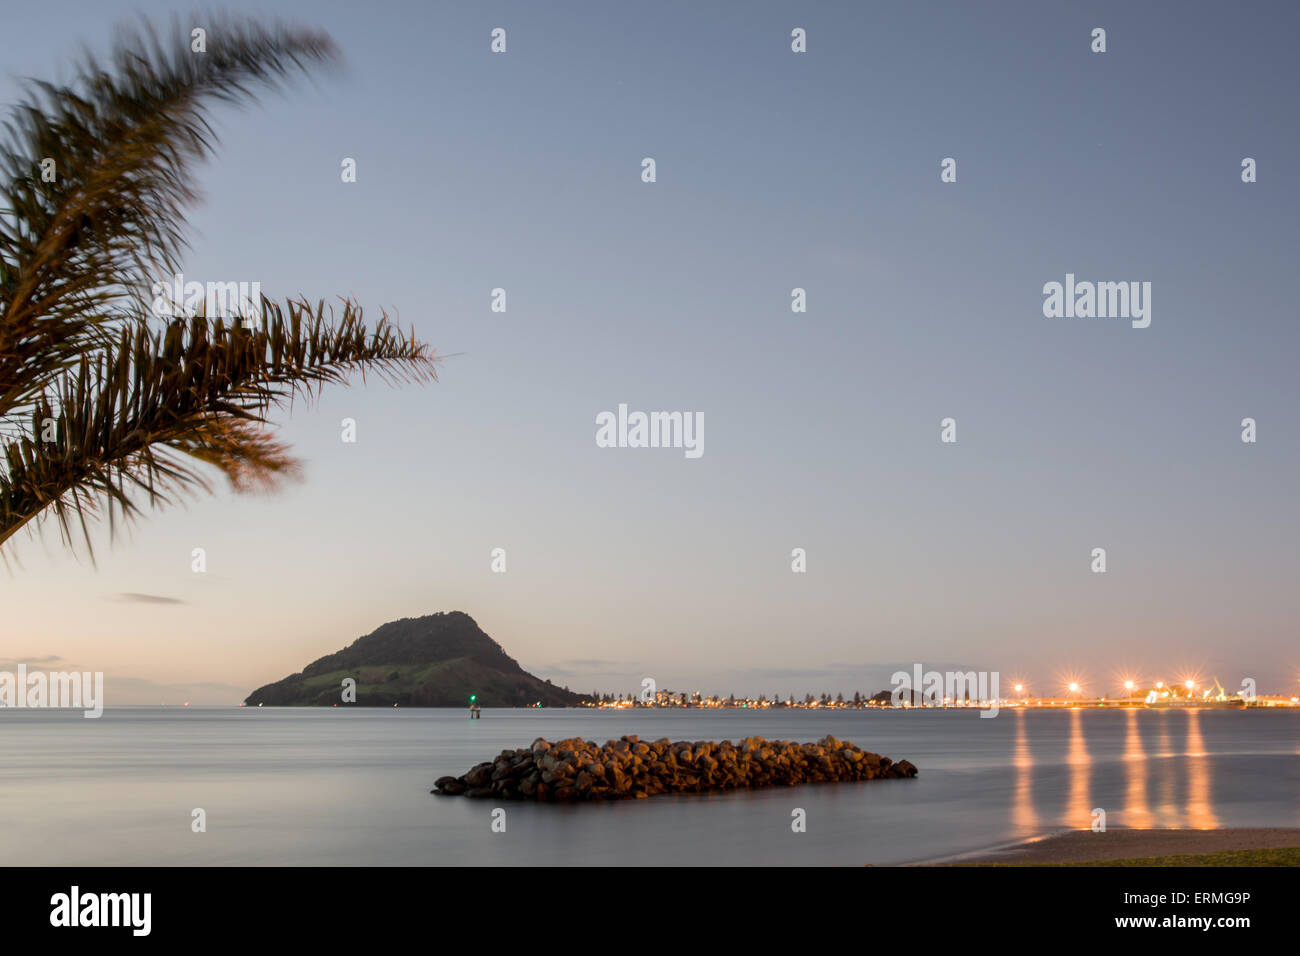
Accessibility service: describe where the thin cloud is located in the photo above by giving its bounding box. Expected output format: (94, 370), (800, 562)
(113, 592), (186, 605)
(0, 654), (67, 669)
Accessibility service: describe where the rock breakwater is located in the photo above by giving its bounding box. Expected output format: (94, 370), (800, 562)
(432, 734), (917, 801)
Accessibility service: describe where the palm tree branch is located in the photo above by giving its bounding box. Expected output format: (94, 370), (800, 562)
(0, 13), (340, 417)
(0, 297), (437, 554)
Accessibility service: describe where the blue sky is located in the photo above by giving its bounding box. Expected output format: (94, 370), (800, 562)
(2, 1), (1297, 702)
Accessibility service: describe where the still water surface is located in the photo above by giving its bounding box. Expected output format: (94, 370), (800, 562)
(1, 707), (1296, 865)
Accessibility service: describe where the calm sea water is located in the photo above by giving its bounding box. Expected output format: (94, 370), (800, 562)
(1, 707), (1296, 865)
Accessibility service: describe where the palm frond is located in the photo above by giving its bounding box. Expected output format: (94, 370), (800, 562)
(0, 12), (339, 416)
(0, 15), (442, 559)
(0, 298), (437, 553)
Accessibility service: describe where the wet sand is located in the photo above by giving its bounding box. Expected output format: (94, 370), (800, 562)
(948, 828), (1300, 865)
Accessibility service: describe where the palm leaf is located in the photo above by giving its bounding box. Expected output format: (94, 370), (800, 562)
(0, 15), (440, 556)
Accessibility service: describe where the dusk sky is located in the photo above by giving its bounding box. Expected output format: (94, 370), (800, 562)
(2, 0), (1297, 703)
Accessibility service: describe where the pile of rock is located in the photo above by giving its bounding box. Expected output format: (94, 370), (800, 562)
(432, 734), (917, 802)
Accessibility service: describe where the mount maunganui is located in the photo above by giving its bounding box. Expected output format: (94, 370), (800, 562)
(243, 612), (585, 707)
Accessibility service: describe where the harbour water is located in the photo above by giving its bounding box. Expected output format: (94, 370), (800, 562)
(1, 707), (1296, 865)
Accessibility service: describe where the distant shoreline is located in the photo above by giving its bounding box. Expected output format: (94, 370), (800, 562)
(7, 702), (1298, 711)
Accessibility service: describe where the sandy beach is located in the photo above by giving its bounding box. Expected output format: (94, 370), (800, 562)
(947, 828), (1300, 865)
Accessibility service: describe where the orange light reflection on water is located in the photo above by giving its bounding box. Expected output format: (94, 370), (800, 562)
(1011, 707), (1037, 833)
(1184, 708), (1218, 829)
(1066, 708), (1091, 828)
(1123, 706), (1153, 828)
